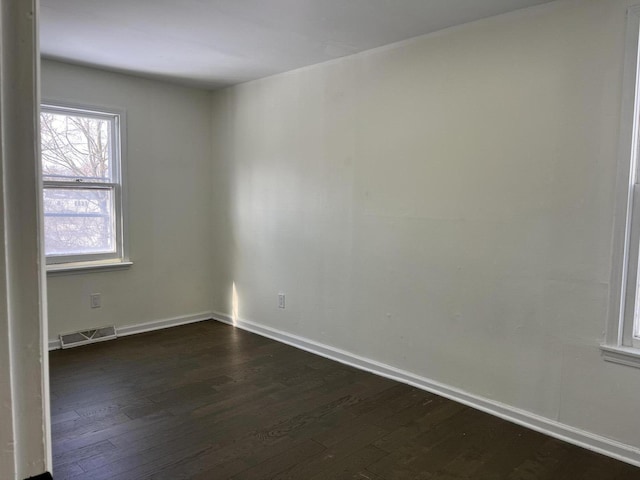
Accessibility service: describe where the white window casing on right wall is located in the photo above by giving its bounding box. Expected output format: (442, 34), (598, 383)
(602, 5), (640, 367)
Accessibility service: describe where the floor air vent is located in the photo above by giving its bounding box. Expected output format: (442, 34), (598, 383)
(60, 326), (117, 349)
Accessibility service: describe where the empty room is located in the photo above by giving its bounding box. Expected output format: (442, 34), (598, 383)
(4, 0), (640, 479)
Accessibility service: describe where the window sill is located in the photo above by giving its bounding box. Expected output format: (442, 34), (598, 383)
(47, 260), (133, 276)
(600, 345), (640, 369)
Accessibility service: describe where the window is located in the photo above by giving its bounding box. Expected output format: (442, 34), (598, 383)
(602, 5), (640, 367)
(40, 103), (129, 270)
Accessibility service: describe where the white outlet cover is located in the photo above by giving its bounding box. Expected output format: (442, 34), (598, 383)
(90, 293), (101, 308)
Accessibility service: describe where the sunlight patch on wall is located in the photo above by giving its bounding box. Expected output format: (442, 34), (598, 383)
(232, 281), (239, 326)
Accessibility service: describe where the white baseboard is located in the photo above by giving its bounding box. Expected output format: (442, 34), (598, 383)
(48, 311), (214, 351)
(117, 311), (213, 337)
(211, 311), (640, 468)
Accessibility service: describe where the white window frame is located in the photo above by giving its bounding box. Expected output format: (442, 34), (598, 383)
(602, 5), (640, 367)
(40, 101), (131, 273)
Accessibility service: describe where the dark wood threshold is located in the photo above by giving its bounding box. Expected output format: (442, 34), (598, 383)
(25, 473), (53, 480)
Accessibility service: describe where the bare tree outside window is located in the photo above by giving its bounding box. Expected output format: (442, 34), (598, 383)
(41, 112), (111, 181)
(40, 105), (122, 262)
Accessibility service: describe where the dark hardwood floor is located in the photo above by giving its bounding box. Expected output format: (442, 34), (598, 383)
(50, 321), (640, 479)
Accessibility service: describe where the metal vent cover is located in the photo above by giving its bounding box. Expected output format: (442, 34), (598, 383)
(60, 325), (117, 349)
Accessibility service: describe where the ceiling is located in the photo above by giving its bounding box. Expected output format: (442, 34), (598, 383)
(40, 0), (554, 90)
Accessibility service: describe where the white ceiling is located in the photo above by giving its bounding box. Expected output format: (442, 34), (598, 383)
(40, 0), (554, 89)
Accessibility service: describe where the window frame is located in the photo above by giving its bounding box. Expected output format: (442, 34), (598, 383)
(602, 5), (640, 367)
(40, 101), (130, 272)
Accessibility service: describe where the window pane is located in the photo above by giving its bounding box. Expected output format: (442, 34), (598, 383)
(43, 188), (115, 256)
(40, 110), (113, 182)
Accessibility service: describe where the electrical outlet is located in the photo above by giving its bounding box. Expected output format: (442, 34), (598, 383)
(90, 293), (101, 309)
(278, 293), (285, 309)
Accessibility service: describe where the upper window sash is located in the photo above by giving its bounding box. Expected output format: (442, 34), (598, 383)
(40, 104), (121, 185)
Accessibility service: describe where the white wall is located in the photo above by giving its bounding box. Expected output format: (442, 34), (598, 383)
(210, 0), (640, 452)
(41, 60), (214, 338)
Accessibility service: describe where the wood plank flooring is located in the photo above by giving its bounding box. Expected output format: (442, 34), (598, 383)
(50, 321), (640, 479)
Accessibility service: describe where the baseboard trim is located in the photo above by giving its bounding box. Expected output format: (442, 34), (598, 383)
(117, 312), (213, 337)
(48, 311), (214, 351)
(211, 311), (640, 468)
